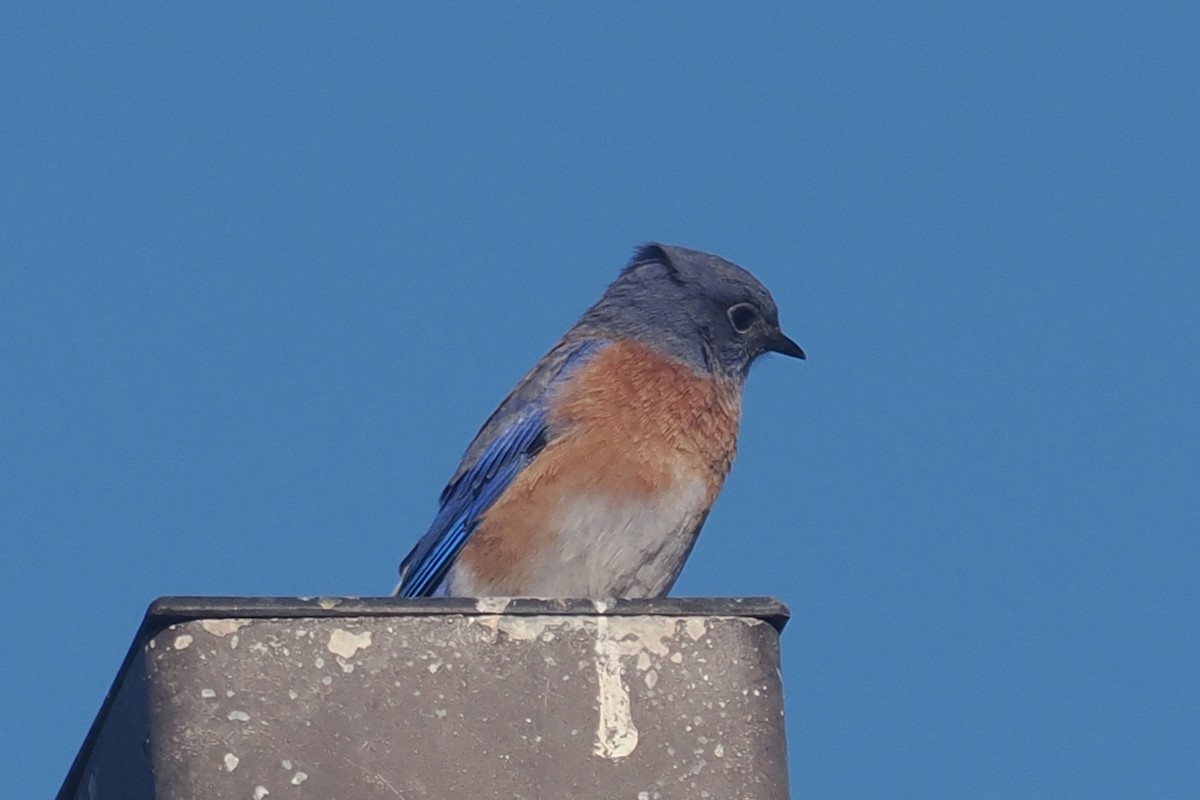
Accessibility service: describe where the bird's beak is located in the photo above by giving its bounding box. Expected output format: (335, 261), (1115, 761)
(767, 330), (806, 360)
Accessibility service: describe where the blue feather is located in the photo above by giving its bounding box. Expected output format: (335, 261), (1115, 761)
(396, 339), (606, 597)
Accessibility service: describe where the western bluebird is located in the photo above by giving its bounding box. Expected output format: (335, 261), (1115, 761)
(394, 243), (804, 598)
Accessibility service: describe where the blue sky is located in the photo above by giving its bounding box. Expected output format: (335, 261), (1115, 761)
(3, 3), (1197, 797)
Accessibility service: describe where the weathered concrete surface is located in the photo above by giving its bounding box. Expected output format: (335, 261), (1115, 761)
(61, 597), (790, 800)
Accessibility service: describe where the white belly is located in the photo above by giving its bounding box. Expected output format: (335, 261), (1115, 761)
(450, 473), (710, 598)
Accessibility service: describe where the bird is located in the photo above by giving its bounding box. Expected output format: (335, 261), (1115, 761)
(394, 243), (804, 599)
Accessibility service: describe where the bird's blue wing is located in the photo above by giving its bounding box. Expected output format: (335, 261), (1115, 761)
(395, 338), (606, 598)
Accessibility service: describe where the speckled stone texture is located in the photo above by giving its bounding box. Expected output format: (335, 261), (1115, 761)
(61, 598), (790, 800)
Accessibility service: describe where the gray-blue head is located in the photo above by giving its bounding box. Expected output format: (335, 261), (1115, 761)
(575, 243), (805, 381)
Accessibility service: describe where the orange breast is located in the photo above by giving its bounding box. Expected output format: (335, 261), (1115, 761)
(456, 340), (741, 593)
(549, 339), (742, 498)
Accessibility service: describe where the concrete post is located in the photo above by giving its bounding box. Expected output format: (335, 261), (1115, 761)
(59, 597), (790, 799)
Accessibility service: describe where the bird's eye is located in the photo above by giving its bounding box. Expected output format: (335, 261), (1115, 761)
(727, 303), (758, 334)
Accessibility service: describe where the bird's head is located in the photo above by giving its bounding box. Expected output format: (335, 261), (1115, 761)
(579, 243), (804, 382)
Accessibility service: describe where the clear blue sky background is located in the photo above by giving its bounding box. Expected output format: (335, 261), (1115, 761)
(3, 3), (1197, 797)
